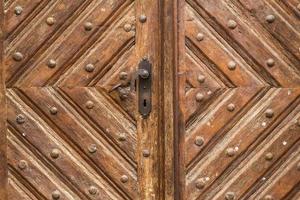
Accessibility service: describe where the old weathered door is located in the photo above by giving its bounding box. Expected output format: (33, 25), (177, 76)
(174, 0), (300, 199)
(2, 0), (300, 200)
(0, 0), (162, 199)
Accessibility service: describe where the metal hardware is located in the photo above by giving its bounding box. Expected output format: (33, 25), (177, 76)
(138, 59), (152, 118)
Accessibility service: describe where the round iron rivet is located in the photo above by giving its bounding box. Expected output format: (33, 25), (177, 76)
(46, 17), (55, 26)
(47, 59), (57, 68)
(52, 190), (61, 199)
(196, 33), (204, 41)
(195, 136), (204, 146)
(142, 149), (150, 157)
(139, 15), (147, 23)
(266, 58), (275, 67)
(195, 178), (206, 189)
(266, 15), (275, 23)
(297, 119), (300, 127)
(13, 52), (24, 61)
(85, 101), (94, 109)
(88, 144), (97, 154)
(84, 22), (93, 31)
(16, 114), (26, 124)
(265, 152), (274, 161)
(197, 75), (205, 83)
(118, 133), (126, 142)
(226, 147), (235, 157)
(227, 104), (235, 112)
(265, 109), (274, 118)
(297, 162), (300, 171)
(123, 24), (132, 32)
(264, 195), (274, 200)
(120, 175), (129, 183)
(225, 192), (236, 200)
(50, 107), (58, 115)
(85, 64), (95, 72)
(227, 20), (237, 29)
(228, 61), (237, 70)
(88, 186), (98, 195)
(18, 160), (28, 170)
(196, 93), (204, 102)
(119, 72), (128, 80)
(50, 149), (60, 159)
(14, 6), (23, 15)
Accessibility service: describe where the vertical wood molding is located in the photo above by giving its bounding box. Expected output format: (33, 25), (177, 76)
(0, 0), (7, 199)
(161, 0), (185, 199)
(135, 1), (162, 199)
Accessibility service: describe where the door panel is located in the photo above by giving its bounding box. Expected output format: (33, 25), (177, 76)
(2, 0), (161, 199)
(178, 0), (300, 199)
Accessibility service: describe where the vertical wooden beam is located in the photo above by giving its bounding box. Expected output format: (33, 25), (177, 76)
(0, 0), (7, 199)
(135, 0), (162, 199)
(161, 0), (185, 199)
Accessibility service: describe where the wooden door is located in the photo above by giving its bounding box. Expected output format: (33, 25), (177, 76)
(0, 0), (162, 199)
(175, 0), (300, 199)
(2, 1), (300, 200)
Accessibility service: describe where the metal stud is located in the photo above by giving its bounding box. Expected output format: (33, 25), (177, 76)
(16, 114), (26, 124)
(47, 59), (57, 68)
(119, 88), (129, 100)
(195, 178), (206, 189)
(18, 160), (28, 170)
(265, 152), (274, 161)
(266, 15), (275, 23)
(85, 64), (95, 72)
(196, 93), (204, 102)
(13, 52), (24, 61)
(265, 109), (274, 118)
(297, 119), (300, 127)
(88, 186), (98, 195)
(227, 20), (237, 29)
(225, 192), (235, 200)
(88, 144), (97, 154)
(142, 149), (150, 157)
(120, 175), (129, 183)
(123, 24), (132, 32)
(50, 107), (58, 115)
(228, 61), (237, 71)
(84, 22), (93, 31)
(118, 133), (126, 142)
(266, 58), (275, 67)
(52, 190), (61, 200)
(119, 72), (128, 80)
(195, 136), (204, 146)
(50, 149), (60, 159)
(264, 195), (274, 200)
(227, 104), (235, 112)
(139, 15), (147, 23)
(85, 101), (94, 109)
(196, 33), (204, 41)
(226, 148), (235, 157)
(46, 17), (55, 26)
(14, 6), (23, 15)
(197, 75), (205, 83)
(297, 162), (300, 171)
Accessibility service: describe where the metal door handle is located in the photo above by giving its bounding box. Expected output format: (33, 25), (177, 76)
(138, 59), (152, 118)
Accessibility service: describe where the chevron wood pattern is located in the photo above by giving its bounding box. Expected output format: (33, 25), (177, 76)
(2, 0), (300, 200)
(3, 0), (141, 199)
(180, 0), (300, 199)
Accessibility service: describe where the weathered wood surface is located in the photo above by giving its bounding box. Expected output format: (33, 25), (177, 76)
(178, 0), (300, 199)
(2, 0), (300, 199)
(3, 0), (151, 199)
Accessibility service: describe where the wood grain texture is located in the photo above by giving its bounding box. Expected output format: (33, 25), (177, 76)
(176, 0), (300, 199)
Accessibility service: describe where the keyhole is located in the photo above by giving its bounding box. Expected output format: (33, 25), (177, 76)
(143, 99), (147, 107)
